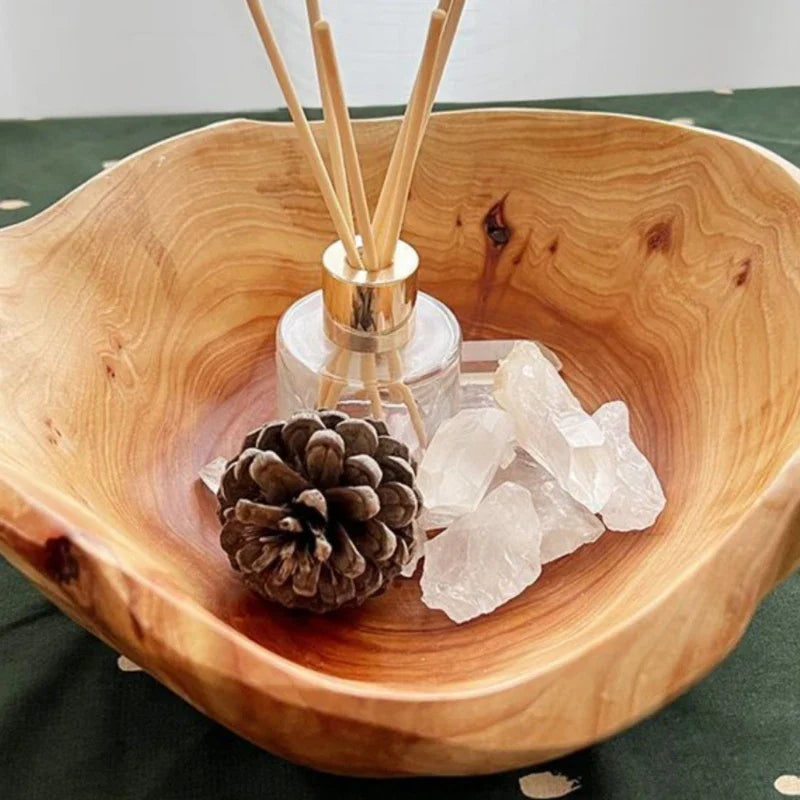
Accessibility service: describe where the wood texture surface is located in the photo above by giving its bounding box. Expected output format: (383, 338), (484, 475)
(0, 110), (799, 776)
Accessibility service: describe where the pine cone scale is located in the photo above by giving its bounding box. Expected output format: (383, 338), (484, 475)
(325, 485), (380, 521)
(247, 539), (283, 573)
(376, 482), (418, 528)
(250, 451), (310, 504)
(305, 429), (345, 487)
(343, 454), (382, 487)
(294, 488), (328, 522)
(234, 498), (286, 527)
(329, 523), (367, 578)
(336, 419), (379, 457)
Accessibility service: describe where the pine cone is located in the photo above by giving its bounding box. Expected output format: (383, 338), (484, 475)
(218, 410), (423, 613)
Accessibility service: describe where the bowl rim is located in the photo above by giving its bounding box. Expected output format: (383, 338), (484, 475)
(3, 106), (799, 241)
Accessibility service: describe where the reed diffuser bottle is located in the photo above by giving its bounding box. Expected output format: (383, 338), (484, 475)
(244, 0), (467, 447)
(276, 239), (461, 449)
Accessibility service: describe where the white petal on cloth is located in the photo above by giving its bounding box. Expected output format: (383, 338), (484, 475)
(519, 770), (582, 798)
(774, 775), (800, 796)
(117, 655), (143, 672)
(0, 199), (30, 210)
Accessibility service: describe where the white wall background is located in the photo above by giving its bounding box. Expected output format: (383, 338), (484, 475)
(1, 0), (799, 120)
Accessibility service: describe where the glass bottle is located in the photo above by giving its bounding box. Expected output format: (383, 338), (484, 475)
(276, 239), (461, 451)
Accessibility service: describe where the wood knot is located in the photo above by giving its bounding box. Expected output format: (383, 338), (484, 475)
(45, 417), (62, 445)
(44, 536), (79, 584)
(735, 257), (752, 286)
(484, 195), (512, 249)
(645, 221), (672, 253)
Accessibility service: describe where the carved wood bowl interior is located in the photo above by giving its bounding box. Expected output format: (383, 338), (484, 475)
(1, 110), (799, 777)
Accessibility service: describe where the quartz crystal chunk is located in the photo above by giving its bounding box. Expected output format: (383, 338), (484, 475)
(461, 339), (563, 372)
(400, 524), (428, 577)
(199, 456), (228, 494)
(458, 378), (498, 412)
(493, 450), (605, 562)
(593, 401), (665, 530)
(417, 408), (516, 527)
(420, 483), (542, 623)
(494, 341), (614, 512)
(460, 339), (562, 411)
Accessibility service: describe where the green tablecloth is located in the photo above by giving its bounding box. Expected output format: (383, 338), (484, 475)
(1, 88), (798, 799)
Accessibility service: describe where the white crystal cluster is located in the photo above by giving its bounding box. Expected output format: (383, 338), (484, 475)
(418, 340), (666, 624)
(492, 450), (605, 563)
(417, 407), (516, 527)
(421, 483), (541, 623)
(494, 341), (614, 513)
(591, 401), (666, 530)
(199, 456), (228, 494)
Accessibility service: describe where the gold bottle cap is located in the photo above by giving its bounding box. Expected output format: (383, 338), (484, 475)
(321, 239), (419, 353)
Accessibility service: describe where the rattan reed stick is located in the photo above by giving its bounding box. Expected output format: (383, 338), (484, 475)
(244, 0), (362, 267)
(305, 0), (353, 236)
(387, 348), (427, 447)
(370, 1), (452, 260)
(359, 353), (385, 419)
(314, 20), (379, 272)
(376, 10), (446, 266)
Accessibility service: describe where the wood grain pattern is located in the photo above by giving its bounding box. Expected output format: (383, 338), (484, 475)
(0, 110), (799, 776)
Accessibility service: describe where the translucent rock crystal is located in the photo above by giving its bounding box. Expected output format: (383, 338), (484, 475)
(534, 341), (563, 372)
(494, 341), (614, 513)
(417, 408), (516, 527)
(593, 401), (665, 530)
(460, 339), (562, 411)
(199, 456), (228, 494)
(461, 339), (563, 372)
(400, 524), (428, 578)
(493, 450), (605, 562)
(420, 483), (542, 623)
(458, 378), (498, 413)
(386, 407), (423, 464)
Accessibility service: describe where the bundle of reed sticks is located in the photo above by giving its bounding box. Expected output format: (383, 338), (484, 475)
(245, 0), (465, 444)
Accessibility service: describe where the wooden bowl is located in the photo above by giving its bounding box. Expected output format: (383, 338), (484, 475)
(1, 110), (799, 777)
